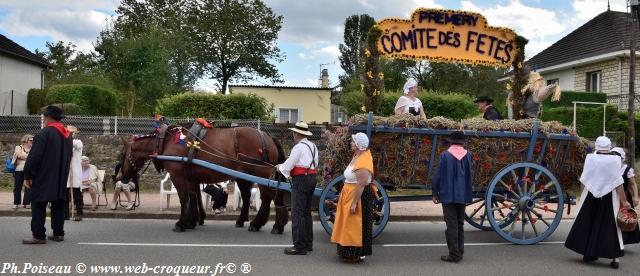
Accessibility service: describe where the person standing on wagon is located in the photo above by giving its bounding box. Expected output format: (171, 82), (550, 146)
(565, 137), (630, 269)
(277, 121), (318, 255)
(395, 78), (427, 119)
(474, 96), (503, 120)
(431, 130), (473, 263)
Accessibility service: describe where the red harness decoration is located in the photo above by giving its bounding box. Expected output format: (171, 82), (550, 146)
(196, 118), (213, 128)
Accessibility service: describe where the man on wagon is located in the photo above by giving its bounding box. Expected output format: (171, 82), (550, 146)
(474, 96), (503, 121)
(277, 121), (319, 255)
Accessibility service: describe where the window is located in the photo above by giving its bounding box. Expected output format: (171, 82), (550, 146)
(546, 79), (559, 86)
(586, 71), (602, 92)
(278, 108), (298, 123)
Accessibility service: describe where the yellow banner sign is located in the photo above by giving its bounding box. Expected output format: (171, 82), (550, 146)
(376, 8), (520, 67)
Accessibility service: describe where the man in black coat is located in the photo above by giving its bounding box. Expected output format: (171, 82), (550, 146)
(474, 96), (503, 121)
(22, 106), (73, 244)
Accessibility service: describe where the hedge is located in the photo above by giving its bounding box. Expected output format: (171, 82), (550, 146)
(156, 92), (274, 120)
(45, 84), (118, 115)
(27, 88), (48, 114)
(543, 91), (607, 109)
(341, 90), (480, 120)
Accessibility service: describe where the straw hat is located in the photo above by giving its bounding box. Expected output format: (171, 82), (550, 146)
(289, 121), (313, 136)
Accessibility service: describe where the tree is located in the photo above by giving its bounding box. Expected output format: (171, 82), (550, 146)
(508, 36), (530, 119)
(188, 0), (284, 94)
(112, 0), (201, 91)
(96, 26), (172, 117)
(36, 41), (108, 87)
(338, 14), (376, 87)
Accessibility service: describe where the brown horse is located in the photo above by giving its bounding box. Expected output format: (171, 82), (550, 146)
(118, 124), (289, 233)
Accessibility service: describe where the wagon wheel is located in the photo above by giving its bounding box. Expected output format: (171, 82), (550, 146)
(464, 190), (515, 231)
(486, 162), (564, 245)
(319, 176), (390, 239)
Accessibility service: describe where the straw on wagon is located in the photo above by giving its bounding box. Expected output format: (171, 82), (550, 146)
(321, 114), (591, 191)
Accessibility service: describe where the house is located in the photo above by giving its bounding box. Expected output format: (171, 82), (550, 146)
(229, 69), (337, 124)
(0, 34), (49, 115)
(525, 9), (640, 110)
(229, 84), (333, 124)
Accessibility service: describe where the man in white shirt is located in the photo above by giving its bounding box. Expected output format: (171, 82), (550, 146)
(278, 121), (318, 255)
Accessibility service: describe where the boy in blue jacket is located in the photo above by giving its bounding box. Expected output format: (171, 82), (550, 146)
(431, 131), (473, 263)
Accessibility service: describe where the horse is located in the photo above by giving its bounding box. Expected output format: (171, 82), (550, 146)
(118, 124), (290, 233)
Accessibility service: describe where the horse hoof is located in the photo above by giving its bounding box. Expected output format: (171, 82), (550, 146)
(248, 225), (260, 232)
(270, 228), (283, 235)
(235, 222), (244, 228)
(173, 226), (185, 233)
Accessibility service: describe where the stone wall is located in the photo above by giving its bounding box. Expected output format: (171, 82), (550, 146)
(1, 133), (165, 190)
(574, 59), (620, 95)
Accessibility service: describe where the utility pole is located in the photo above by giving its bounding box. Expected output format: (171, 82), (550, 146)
(10, 90), (13, 115)
(629, 0), (639, 169)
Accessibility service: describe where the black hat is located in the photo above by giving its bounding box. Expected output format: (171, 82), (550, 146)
(474, 96), (494, 103)
(448, 131), (465, 144)
(43, 105), (65, 120)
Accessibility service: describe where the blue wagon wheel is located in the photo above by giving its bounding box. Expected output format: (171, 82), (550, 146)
(465, 191), (515, 231)
(486, 162), (564, 245)
(319, 176), (390, 239)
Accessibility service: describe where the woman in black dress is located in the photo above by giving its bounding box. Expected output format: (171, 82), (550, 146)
(565, 137), (631, 269)
(611, 147), (640, 245)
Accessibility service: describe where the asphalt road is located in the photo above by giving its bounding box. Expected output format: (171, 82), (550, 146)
(0, 217), (638, 276)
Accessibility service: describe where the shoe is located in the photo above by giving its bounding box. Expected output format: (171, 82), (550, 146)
(610, 261), (619, 269)
(47, 235), (64, 242)
(441, 255), (461, 263)
(284, 247), (307, 255)
(91, 206), (97, 211)
(215, 209), (222, 214)
(582, 256), (598, 263)
(110, 202), (117, 210)
(24, 205), (30, 209)
(304, 247), (313, 252)
(22, 237), (46, 244)
(73, 216), (82, 221)
(341, 256), (362, 263)
(125, 203), (134, 211)
(12, 205), (18, 209)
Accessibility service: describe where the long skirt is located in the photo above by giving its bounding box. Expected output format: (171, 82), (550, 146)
(565, 192), (624, 259)
(331, 184), (373, 258)
(622, 189), (640, 244)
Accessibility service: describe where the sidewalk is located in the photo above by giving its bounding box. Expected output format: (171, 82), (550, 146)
(0, 191), (576, 222)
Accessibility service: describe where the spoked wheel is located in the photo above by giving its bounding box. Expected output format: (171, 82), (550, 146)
(319, 176), (390, 239)
(486, 162), (564, 245)
(465, 191), (514, 231)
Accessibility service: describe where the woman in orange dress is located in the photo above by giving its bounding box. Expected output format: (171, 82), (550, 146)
(331, 132), (374, 263)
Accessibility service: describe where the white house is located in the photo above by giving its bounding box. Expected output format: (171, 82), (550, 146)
(0, 34), (49, 115)
(525, 9), (640, 110)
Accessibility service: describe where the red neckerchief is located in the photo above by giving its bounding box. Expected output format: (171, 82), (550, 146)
(47, 122), (70, 138)
(447, 145), (468, 160)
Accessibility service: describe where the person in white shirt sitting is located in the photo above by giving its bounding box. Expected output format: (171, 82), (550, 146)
(80, 156), (99, 211)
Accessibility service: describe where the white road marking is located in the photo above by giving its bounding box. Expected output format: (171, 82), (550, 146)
(78, 241), (565, 248)
(382, 241), (565, 247)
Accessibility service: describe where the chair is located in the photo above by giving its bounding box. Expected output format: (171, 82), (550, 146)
(159, 173), (212, 210)
(231, 182), (261, 211)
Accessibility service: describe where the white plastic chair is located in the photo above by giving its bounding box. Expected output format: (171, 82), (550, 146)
(231, 182), (261, 211)
(160, 173), (212, 210)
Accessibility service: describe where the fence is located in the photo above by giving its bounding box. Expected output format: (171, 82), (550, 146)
(0, 115), (329, 150)
(607, 94), (640, 111)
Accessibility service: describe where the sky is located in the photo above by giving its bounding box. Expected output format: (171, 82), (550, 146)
(0, 0), (630, 91)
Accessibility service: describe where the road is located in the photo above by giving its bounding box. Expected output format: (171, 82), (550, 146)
(0, 217), (638, 275)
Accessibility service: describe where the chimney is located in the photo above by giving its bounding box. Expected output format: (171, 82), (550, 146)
(321, 69), (329, 88)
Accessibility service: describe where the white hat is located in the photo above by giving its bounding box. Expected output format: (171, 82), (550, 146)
(289, 121), (313, 136)
(595, 136), (611, 151)
(611, 147), (626, 161)
(403, 78), (418, 95)
(351, 132), (369, 151)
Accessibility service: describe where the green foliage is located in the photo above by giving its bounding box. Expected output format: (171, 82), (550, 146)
(342, 90), (479, 120)
(45, 84), (118, 115)
(38, 41), (110, 88)
(46, 103), (82, 115)
(156, 92), (274, 120)
(543, 91), (607, 108)
(27, 89), (48, 114)
(542, 105), (622, 139)
(339, 14), (376, 84)
(189, 0), (284, 93)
